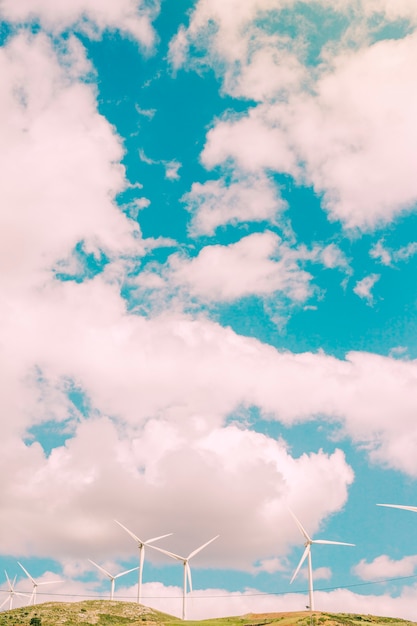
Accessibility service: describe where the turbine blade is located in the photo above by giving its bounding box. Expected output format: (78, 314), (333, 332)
(288, 509), (311, 543)
(290, 545), (310, 584)
(188, 535), (220, 560)
(88, 559), (113, 579)
(17, 562), (36, 585)
(114, 566), (139, 579)
(313, 540), (355, 546)
(186, 562), (192, 593)
(377, 503), (417, 513)
(146, 533), (173, 545)
(4, 570), (12, 589)
(114, 520), (142, 544)
(148, 544), (183, 561)
(36, 580), (64, 586)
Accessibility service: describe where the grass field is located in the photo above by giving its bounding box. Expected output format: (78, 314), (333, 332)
(0, 601), (416, 626)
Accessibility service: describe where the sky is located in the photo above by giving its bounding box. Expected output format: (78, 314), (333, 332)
(1, 0), (417, 620)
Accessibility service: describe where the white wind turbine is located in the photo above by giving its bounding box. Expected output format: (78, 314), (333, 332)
(88, 559), (138, 600)
(0, 571), (29, 610)
(17, 562), (63, 606)
(289, 511), (354, 611)
(151, 535), (219, 620)
(114, 520), (172, 604)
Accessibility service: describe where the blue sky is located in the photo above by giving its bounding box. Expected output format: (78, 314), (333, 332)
(1, 0), (417, 620)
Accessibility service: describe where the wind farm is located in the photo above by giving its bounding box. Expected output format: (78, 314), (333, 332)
(0, 507), (411, 619)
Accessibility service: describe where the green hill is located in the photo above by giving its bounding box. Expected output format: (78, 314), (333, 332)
(0, 601), (415, 626)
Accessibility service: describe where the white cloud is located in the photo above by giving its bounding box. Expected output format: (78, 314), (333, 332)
(0, 407), (354, 566)
(318, 244), (349, 270)
(167, 232), (313, 303)
(370, 241), (392, 266)
(175, 2), (417, 231)
(0, 0), (158, 47)
(135, 105), (156, 119)
(14, 579), (417, 622)
(201, 28), (417, 230)
(353, 274), (380, 304)
(354, 554), (417, 581)
(139, 148), (181, 181)
(184, 173), (286, 235)
(134, 235), (349, 311)
(0, 32), (141, 295)
(164, 160), (181, 181)
(4, 272), (417, 476)
(371, 240), (417, 266)
(298, 566), (332, 582)
(395, 242), (417, 261)
(3, 271), (417, 572)
(202, 111), (297, 175)
(281, 34), (417, 229)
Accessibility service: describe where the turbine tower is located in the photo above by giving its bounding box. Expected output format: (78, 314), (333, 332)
(289, 511), (354, 611)
(114, 520), (172, 604)
(17, 562), (63, 606)
(0, 571), (29, 610)
(151, 535), (219, 620)
(88, 560), (138, 600)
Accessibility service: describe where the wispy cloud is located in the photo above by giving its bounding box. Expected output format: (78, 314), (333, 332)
(353, 274), (380, 305)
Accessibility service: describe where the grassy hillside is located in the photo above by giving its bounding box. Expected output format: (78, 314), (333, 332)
(0, 601), (415, 626)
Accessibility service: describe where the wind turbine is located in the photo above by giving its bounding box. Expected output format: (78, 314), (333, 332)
(88, 559), (138, 600)
(151, 535), (219, 620)
(17, 562), (63, 606)
(114, 520), (172, 604)
(289, 511), (354, 611)
(0, 571), (29, 610)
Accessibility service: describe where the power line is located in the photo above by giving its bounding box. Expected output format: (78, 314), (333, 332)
(1, 573), (417, 601)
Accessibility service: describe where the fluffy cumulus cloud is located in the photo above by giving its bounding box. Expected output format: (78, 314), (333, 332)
(0, 31), (141, 295)
(184, 173), (286, 236)
(173, 0), (417, 231)
(0, 409), (354, 567)
(278, 34), (417, 229)
(135, 234), (348, 312)
(354, 554), (417, 581)
(2, 245), (416, 569)
(0, 0), (158, 46)
(0, 31), (143, 447)
(166, 232), (313, 303)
